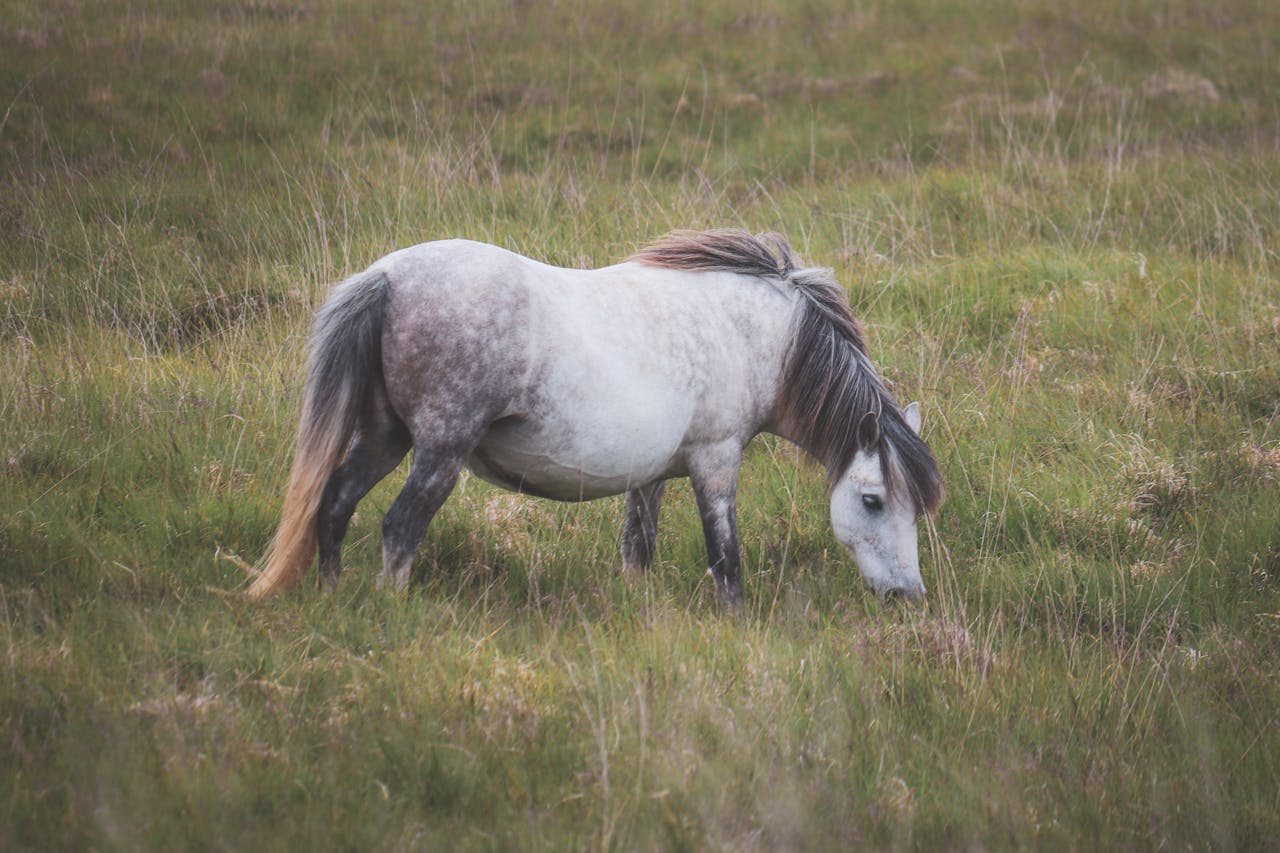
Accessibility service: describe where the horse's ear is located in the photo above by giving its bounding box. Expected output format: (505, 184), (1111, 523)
(857, 411), (881, 448)
(904, 401), (922, 435)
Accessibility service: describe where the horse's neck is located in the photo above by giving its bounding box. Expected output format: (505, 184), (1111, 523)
(764, 409), (837, 475)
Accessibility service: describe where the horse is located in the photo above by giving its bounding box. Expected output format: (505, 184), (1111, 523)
(247, 229), (943, 606)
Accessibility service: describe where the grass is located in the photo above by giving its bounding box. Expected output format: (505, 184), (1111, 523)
(3, 0), (1279, 848)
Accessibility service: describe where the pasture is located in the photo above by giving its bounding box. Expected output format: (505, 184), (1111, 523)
(2, 0), (1279, 848)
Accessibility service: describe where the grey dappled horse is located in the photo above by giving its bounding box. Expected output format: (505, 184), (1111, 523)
(249, 230), (943, 606)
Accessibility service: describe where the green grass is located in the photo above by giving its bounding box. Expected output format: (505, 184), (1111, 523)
(3, 0), (1279, 848)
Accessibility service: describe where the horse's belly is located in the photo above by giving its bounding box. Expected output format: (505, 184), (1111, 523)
(467, 417), (685, 501)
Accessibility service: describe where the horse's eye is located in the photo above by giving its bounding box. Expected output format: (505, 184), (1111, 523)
(862, 494), (884, 512)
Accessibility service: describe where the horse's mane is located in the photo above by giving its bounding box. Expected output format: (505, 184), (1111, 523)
(631, 229), (943, 513)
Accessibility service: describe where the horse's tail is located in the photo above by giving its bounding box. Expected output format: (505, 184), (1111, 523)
(248, 270), (391, 600)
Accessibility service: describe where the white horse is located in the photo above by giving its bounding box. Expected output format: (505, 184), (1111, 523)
(249, 230), (943, 605)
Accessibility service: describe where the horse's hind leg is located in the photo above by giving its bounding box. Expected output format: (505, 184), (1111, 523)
(379, 445), (468, 590)
(622, 480), (666, 571)
(317, 409), (412, 590)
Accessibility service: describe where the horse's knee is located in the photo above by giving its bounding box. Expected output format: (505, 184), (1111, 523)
(621, 529), (657, 571)
(622, 481), (665, 571)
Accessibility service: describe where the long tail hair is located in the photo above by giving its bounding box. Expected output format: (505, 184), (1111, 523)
(247, 270), (391, 599)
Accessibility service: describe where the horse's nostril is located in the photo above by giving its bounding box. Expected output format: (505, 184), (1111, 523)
(881, 583), (927, 604)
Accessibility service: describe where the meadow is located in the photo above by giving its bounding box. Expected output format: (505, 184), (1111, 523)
(2, 0), (1279, 848)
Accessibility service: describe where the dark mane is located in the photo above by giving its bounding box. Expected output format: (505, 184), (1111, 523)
(631, 229), (943, 513)
(629, 228), (797, 278)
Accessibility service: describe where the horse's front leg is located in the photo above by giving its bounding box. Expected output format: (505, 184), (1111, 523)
(687, 442), (744, 609)
(621, 480), (666, 572)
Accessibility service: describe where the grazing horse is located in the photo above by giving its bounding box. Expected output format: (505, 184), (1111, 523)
(248, 230), (942, 605)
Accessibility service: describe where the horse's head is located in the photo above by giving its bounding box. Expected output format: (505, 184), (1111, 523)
(829, 401), (930, 602)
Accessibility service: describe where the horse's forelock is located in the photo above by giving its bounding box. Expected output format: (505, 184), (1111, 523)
(878, 406), (945, 515)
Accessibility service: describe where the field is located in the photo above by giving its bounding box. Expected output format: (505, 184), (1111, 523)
(3, 0), (1279, 848)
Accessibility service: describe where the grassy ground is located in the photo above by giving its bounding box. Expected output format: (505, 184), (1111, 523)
(3, 0), (1279, 848)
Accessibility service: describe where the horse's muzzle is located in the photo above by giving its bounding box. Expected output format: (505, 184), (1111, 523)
(881, 582), (927, 604)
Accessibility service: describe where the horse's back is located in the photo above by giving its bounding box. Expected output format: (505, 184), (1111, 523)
(372, 240), (793, 498)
